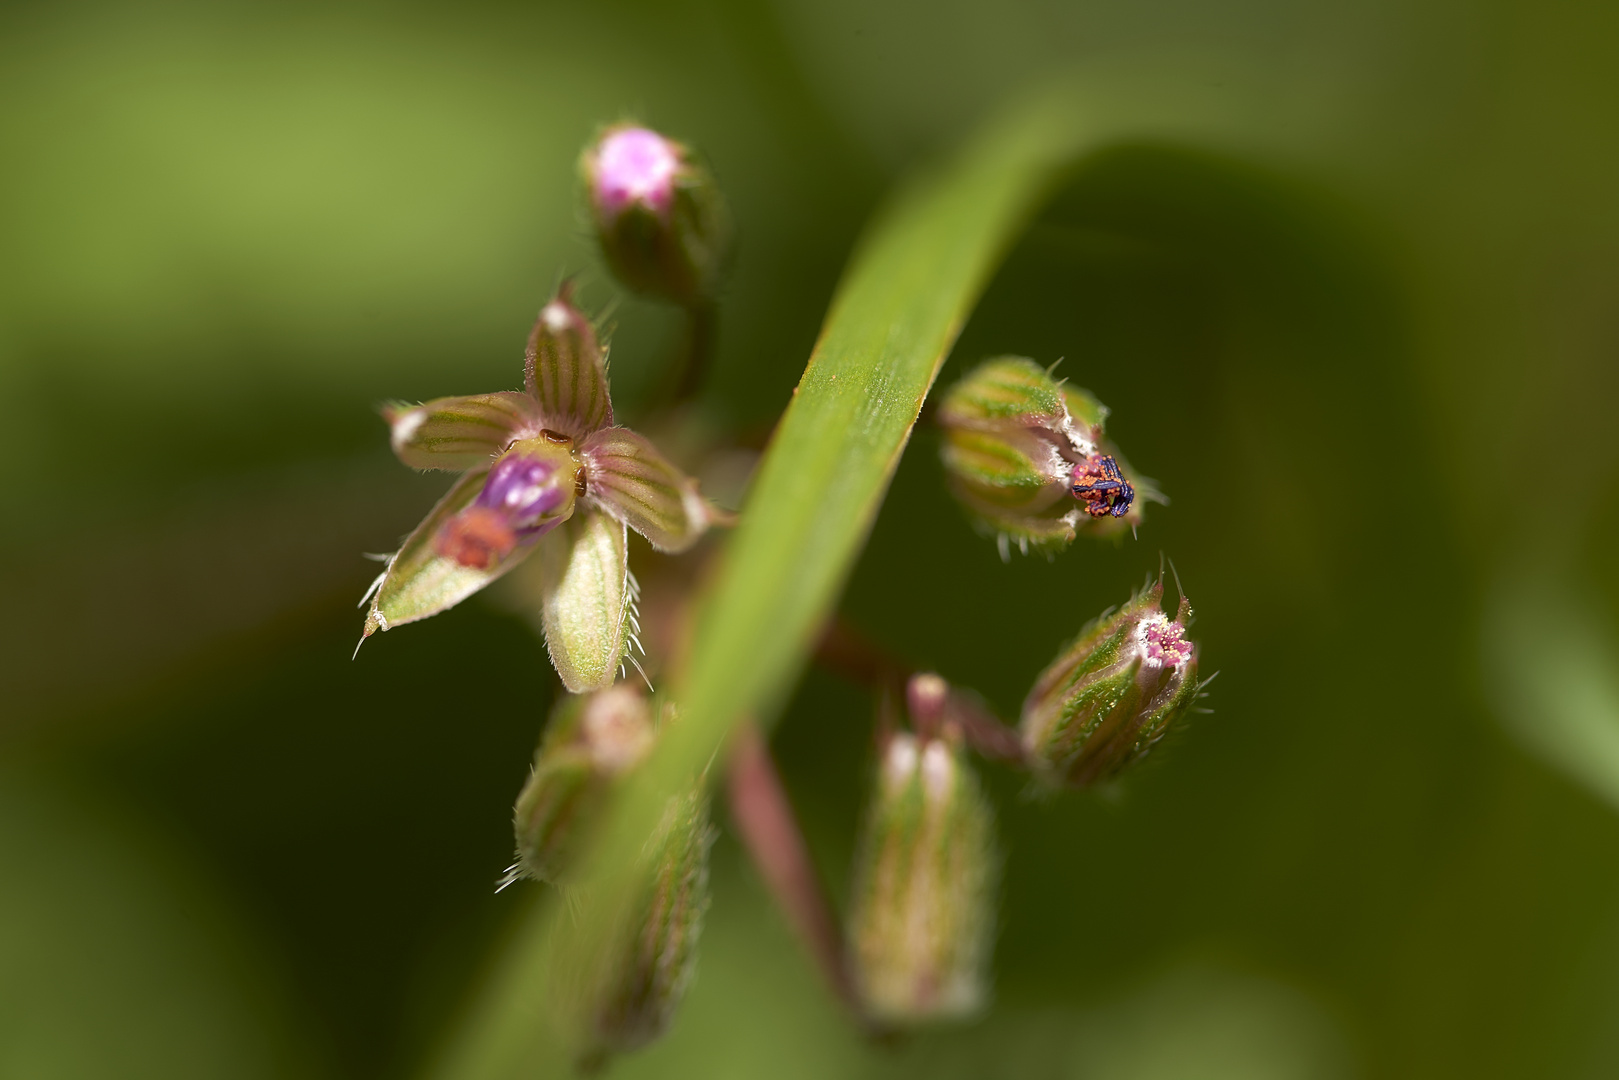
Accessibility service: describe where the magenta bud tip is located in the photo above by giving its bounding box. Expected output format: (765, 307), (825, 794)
(593, 127), (680, 217)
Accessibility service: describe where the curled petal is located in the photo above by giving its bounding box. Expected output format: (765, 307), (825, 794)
(363, 467), (536, 638)
(580, 427), (714, 553)
(536, 508), (631, 693)
(384, 392), (542, 471)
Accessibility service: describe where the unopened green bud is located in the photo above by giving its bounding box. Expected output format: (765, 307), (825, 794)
(581, 125), (731, 306)
(583, 785), (714, 1063)
(1021, 579), (1199, 787)
(511, 685), (655, 885)
(847, 733), (997, 1025)
(938, 356), (1155, 556)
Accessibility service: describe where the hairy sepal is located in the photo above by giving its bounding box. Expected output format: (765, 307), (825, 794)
(364, 466), (535, 636)
(537, 509), (632, 693)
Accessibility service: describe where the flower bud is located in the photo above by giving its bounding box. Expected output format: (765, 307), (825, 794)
(1021, 579), (1199, 787)
(581, 124), (730, 305)
(847, 733), (997, 1025)
(938, 356), (1155, 554)
(512, 685), (656, 885)
(433, 435), (581, 569)
(583, 785), (714, 1062)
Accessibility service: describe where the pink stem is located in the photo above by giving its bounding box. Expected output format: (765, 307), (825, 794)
(726, 722), (863, 1017)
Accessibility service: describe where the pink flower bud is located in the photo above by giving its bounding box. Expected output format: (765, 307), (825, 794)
(579, 124), (731, 305)
(590, 127), (680, 218)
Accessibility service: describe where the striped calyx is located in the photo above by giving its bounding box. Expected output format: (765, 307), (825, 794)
(581, 427), (714, 553)
(1020, 578), (1200, 787)
(847, 733), (997, 1025)
(579, 783), (714, 1065)
(526, 284), (612, 439)
(512, 685), (656, 885)
(938, 356), (1154, 555)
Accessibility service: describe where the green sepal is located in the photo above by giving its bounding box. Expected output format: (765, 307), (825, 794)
(581, 427), (714, 553)
(940, 427), (1068, 514)
(1020, 581), (1199, 787)
(939, 355), (1067, 428)
(383, 392), (541, 471)
(514, 687), (655, 885)
(1063, 385), (1110, 430)
(363, 466), (534, 638)
(525, 287), (613, 440)
(536, 508), (632, 693)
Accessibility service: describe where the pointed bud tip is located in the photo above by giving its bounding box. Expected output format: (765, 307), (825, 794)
(907, 673), (950, 727)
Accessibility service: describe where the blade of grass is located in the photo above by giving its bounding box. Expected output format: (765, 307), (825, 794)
(433, 67), (1276, 1078)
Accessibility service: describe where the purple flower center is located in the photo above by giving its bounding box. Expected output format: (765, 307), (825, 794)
(593, 127), (679, 217)
(1140, 617), (1193, 667)
(476, 452), (570, 532)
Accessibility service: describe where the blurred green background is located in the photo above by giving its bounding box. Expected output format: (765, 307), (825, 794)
(4, 0), (1619, 1077)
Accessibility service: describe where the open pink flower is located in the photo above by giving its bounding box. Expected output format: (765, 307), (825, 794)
(360, 284), (718, 691)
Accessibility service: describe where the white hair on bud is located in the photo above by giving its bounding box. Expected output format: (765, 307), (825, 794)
(920, 741), (954, 801)
(884, 734), (919, 789)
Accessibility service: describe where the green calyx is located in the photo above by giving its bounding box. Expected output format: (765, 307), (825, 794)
(847, 734), (997, 1025)
(1021, 582), (1200, 787)
(582, 785), (714, 1064)
(938, 356), (1153, 555)
(513, 687), (656, 885)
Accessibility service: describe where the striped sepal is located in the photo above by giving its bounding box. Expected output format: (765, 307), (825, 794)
(383, 392), (541, 471)
(525, 287), (613, 438)
(580, 427), (712, 553)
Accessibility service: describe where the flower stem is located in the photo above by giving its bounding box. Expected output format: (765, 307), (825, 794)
(673, 300), (720, 402)
(814, 617), (1027, 764)
(726, 721), (869, 1024)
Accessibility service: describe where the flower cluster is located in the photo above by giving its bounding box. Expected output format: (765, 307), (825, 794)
(355, 120), (1211, 1067)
